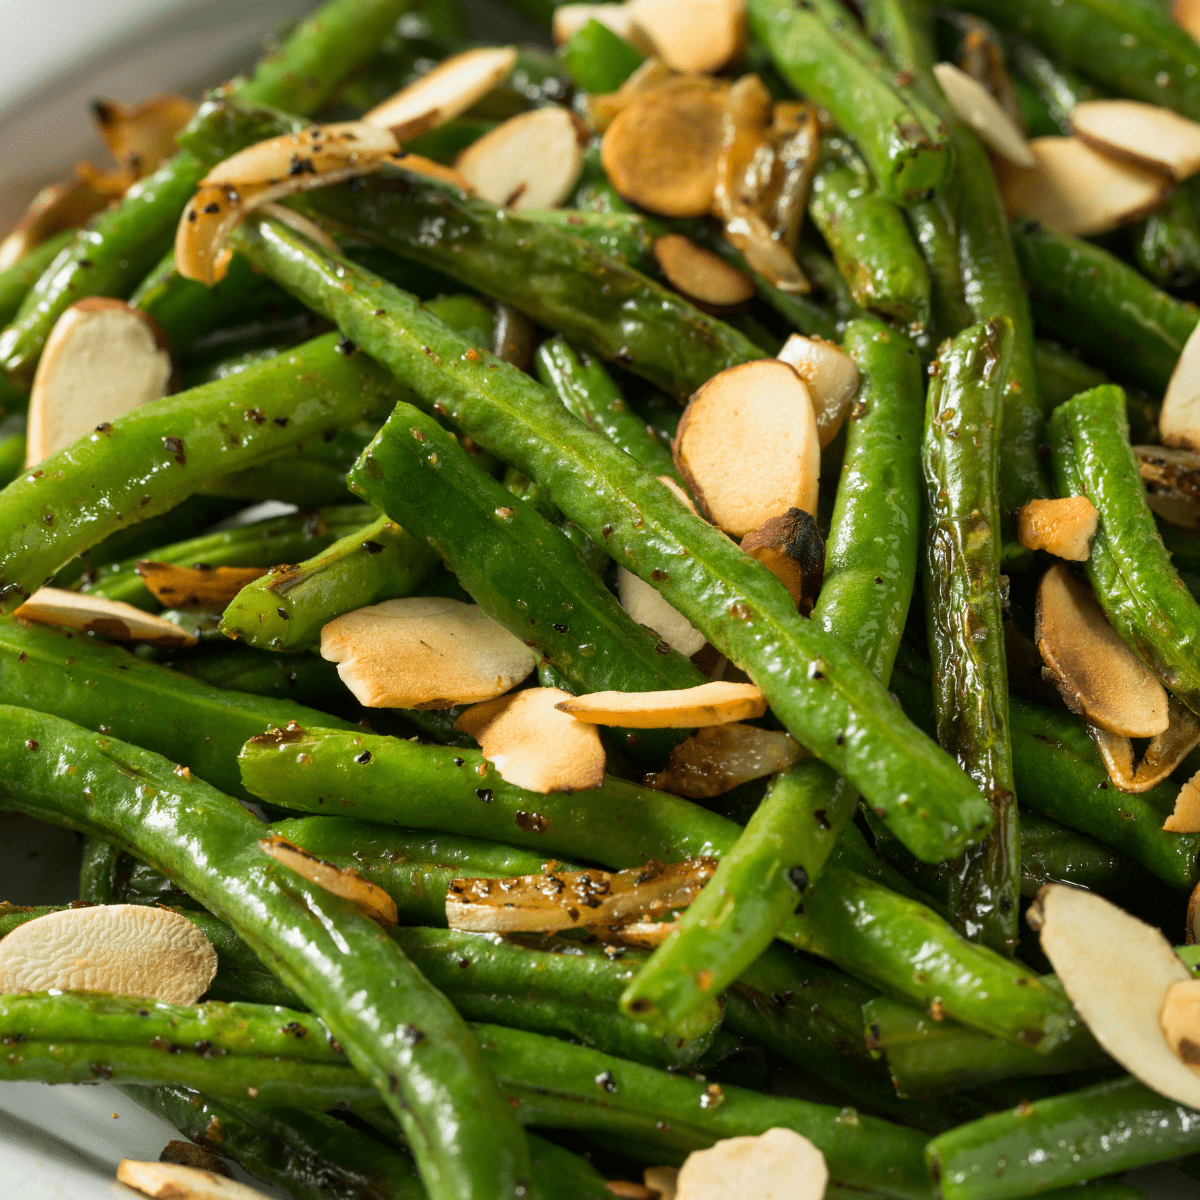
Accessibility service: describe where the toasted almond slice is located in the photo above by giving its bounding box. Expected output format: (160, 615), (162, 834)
(776, 334), (859, 449)
(136, 562), (269, 610)
(1070, 99), (1200, 181)
(16, 588), (198, 647)
(995, 136), (1172, 236)
(556, 680), (766, 728)
(740, 508), (824, 612)
(320, 596), (538, 709)
(0, 905), (216, 1005)
(1162, 978), (1200, 1065)
(1176, 0), (1200, 41)
(674, 359), (819, 537)
(653, 235), (755, 310)
(454, 687), (606, 793)
(1135, 444), (1200, 529)
(456, 107), (584, 210)
(446, 857), (716, 934)
(552, 4), (655, 53)
(1016, 496), (1098, 561)
(933, 62), (1034, 168)
(0, 176), (110, 271)
(93, 94), (197, 180)
(118, 1160), (273, 1200)
(628, 0), (745, 75)
(644, 1167), (679, 1200)
(675, 1129), (827, 1200)
(363, 46), (520, 132)
(1032, 883), (1200, 1111)
(647, 722), (801, 798)
(26, 298), (173, 465)
(1036, 563), (1169, 738)
(618, 567), (707, 657)
(1162, 320), (1200, 453)
(260, 835), (397, 924)
(602, 81), (727, 217)
(658, 474), (699, 515)
(606, 1184), (657, 1200)
(1165, 769), (1200, 833)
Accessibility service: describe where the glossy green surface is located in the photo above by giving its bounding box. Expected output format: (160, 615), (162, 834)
(168, 649), (346, 709)
(0, 230), (75, 327)
(0, 333), (398, 607)
(0, 704), (530, 1200)
(234, 216), (991, 864)
(560, 18), (644, 92)
(1133, 182), (1200, 292)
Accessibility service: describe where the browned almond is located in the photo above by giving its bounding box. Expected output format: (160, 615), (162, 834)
(446, 857), (717, 934)
(136, 562), (269, 611)
(1161, 978), (1200, 1072)
(319, 596), (538, 709)
(1032, 884), (1200, 1112)
(1162, 321), (1200, 452)
(1016, 496), (1098, 561)
(675, 1129), (827, 1200)
(552, 4), (655, 53)
(1070, 99), (1200, 181)
(260, 835), (397, 924)
(454, 687), (606, 793)
(1165, 769), (1200, 833)
(776, 334), (859, 449)
(674, 359), (819, 537)
(456, 107), (584, 209)
(15, 587), (198, 647)
(653, 235), (755, 310)
(363, 46), (519, 132)
(933, 62), (1034, 167)
(0, 904), (216, 1005)
(606, 1182), (658, 1200)
(644, 1167), (679, 1200)
(995, 136), (1172, 236)
(1176, 0), (1200, 41)
(26, 298), (173, 466)
(601, 81), (727, 217)
(118, 1160), (273, 1200)
(555, 680), (766, 728)
(1089, 725), (1138, 792)
(647, 722), (801, 799)
(740, 508), (824, 612)
(628, 0), (745, 75)
(93, 94), (197, 181)
(1132, 698), (1200, 793)
(0, 176), (111, 271)
(1135, 444), (1200, 528)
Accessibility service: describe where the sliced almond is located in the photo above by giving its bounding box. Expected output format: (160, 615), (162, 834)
(933, 62), (1034, 168)
(647, 722), (801, 798)
(136, 562), (269, 611)
(363, 46), (520, 132)
(446, 857), (716, 934)
(1162, 978), (1200, 1067)
(26, 299), (173, 466)
(1132, 697), (1200, 792)
(618, 567), (707, 657)
(1016, 496), (1098, 561)
(1161, 320), (1200, 453)
(1032, 883), (1200, 1111)
(644, 1167), (679, 1200)
(0, 904), (216, 1005)
(456, 107), (584, 210)
(628, 0), (745, 75)
(1176, 0), (1200, 42)
(776, 334), (859, 449)
(93, 94), (197, 181)
(1036, 563), (1169, 737)
(601, 81), (727, 217)
(674, 359), (819, 537)
(552, 4), (656, 54)
(653, 235), (755, 310)
(0, 177), (110, 271)
(260, 835), (397, 924)
(740, 508), (825, 613)
(995, 136), (1172, 236)
(675, 1129), (827, 1200)
(454, 687), (606, 793)
(319, 596), (538, 709)
(555, 680), (766, 728)
(1135, 445), (1200, 530)
(1165, 769), (1200, 833)
(1070, 99), (1200, 181)
(606, 1185), (657, 1200)
(1090, 724), (1138, 793)
(16, 588), (198, 647)
(117, 1160), (273, 1200)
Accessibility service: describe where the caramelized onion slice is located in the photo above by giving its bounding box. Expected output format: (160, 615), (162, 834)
(136, 562), (269, 611)
(93, 94), (197, 180)
(647, 722), (802, 799)
(1135, 444), (1200, 530)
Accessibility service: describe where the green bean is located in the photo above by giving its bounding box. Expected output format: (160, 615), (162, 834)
(560, 19), (644, 93)
(1006, 36), (1104, 136)
(0, 0), (414, 389)
(0, 333), (398, 606)
(404, 117), (498, 165)
(81, 504), (372, 609)
(1018, 811), (1151, 895)
(1034, 340), (1108, 413)
(747, 0), (951, 207)
(1132, 183), (1200, 292)
(0, 419), (25, 490)
(0, 705), (531, 1200)
(621, 317), (925, 1028)
(234, 215), (991, 863)
(922, 320), (1019, 955)
(0, 616), (353, 797)
(522, 210), (657, 272)
(1051, 385), (1200, 714)
(168, 649), (346, 708)
(808, 140), (932, 332)
(0, 230), (76, 327)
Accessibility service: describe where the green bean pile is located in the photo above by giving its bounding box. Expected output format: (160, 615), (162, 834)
(6, 0), (1200, 1196)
